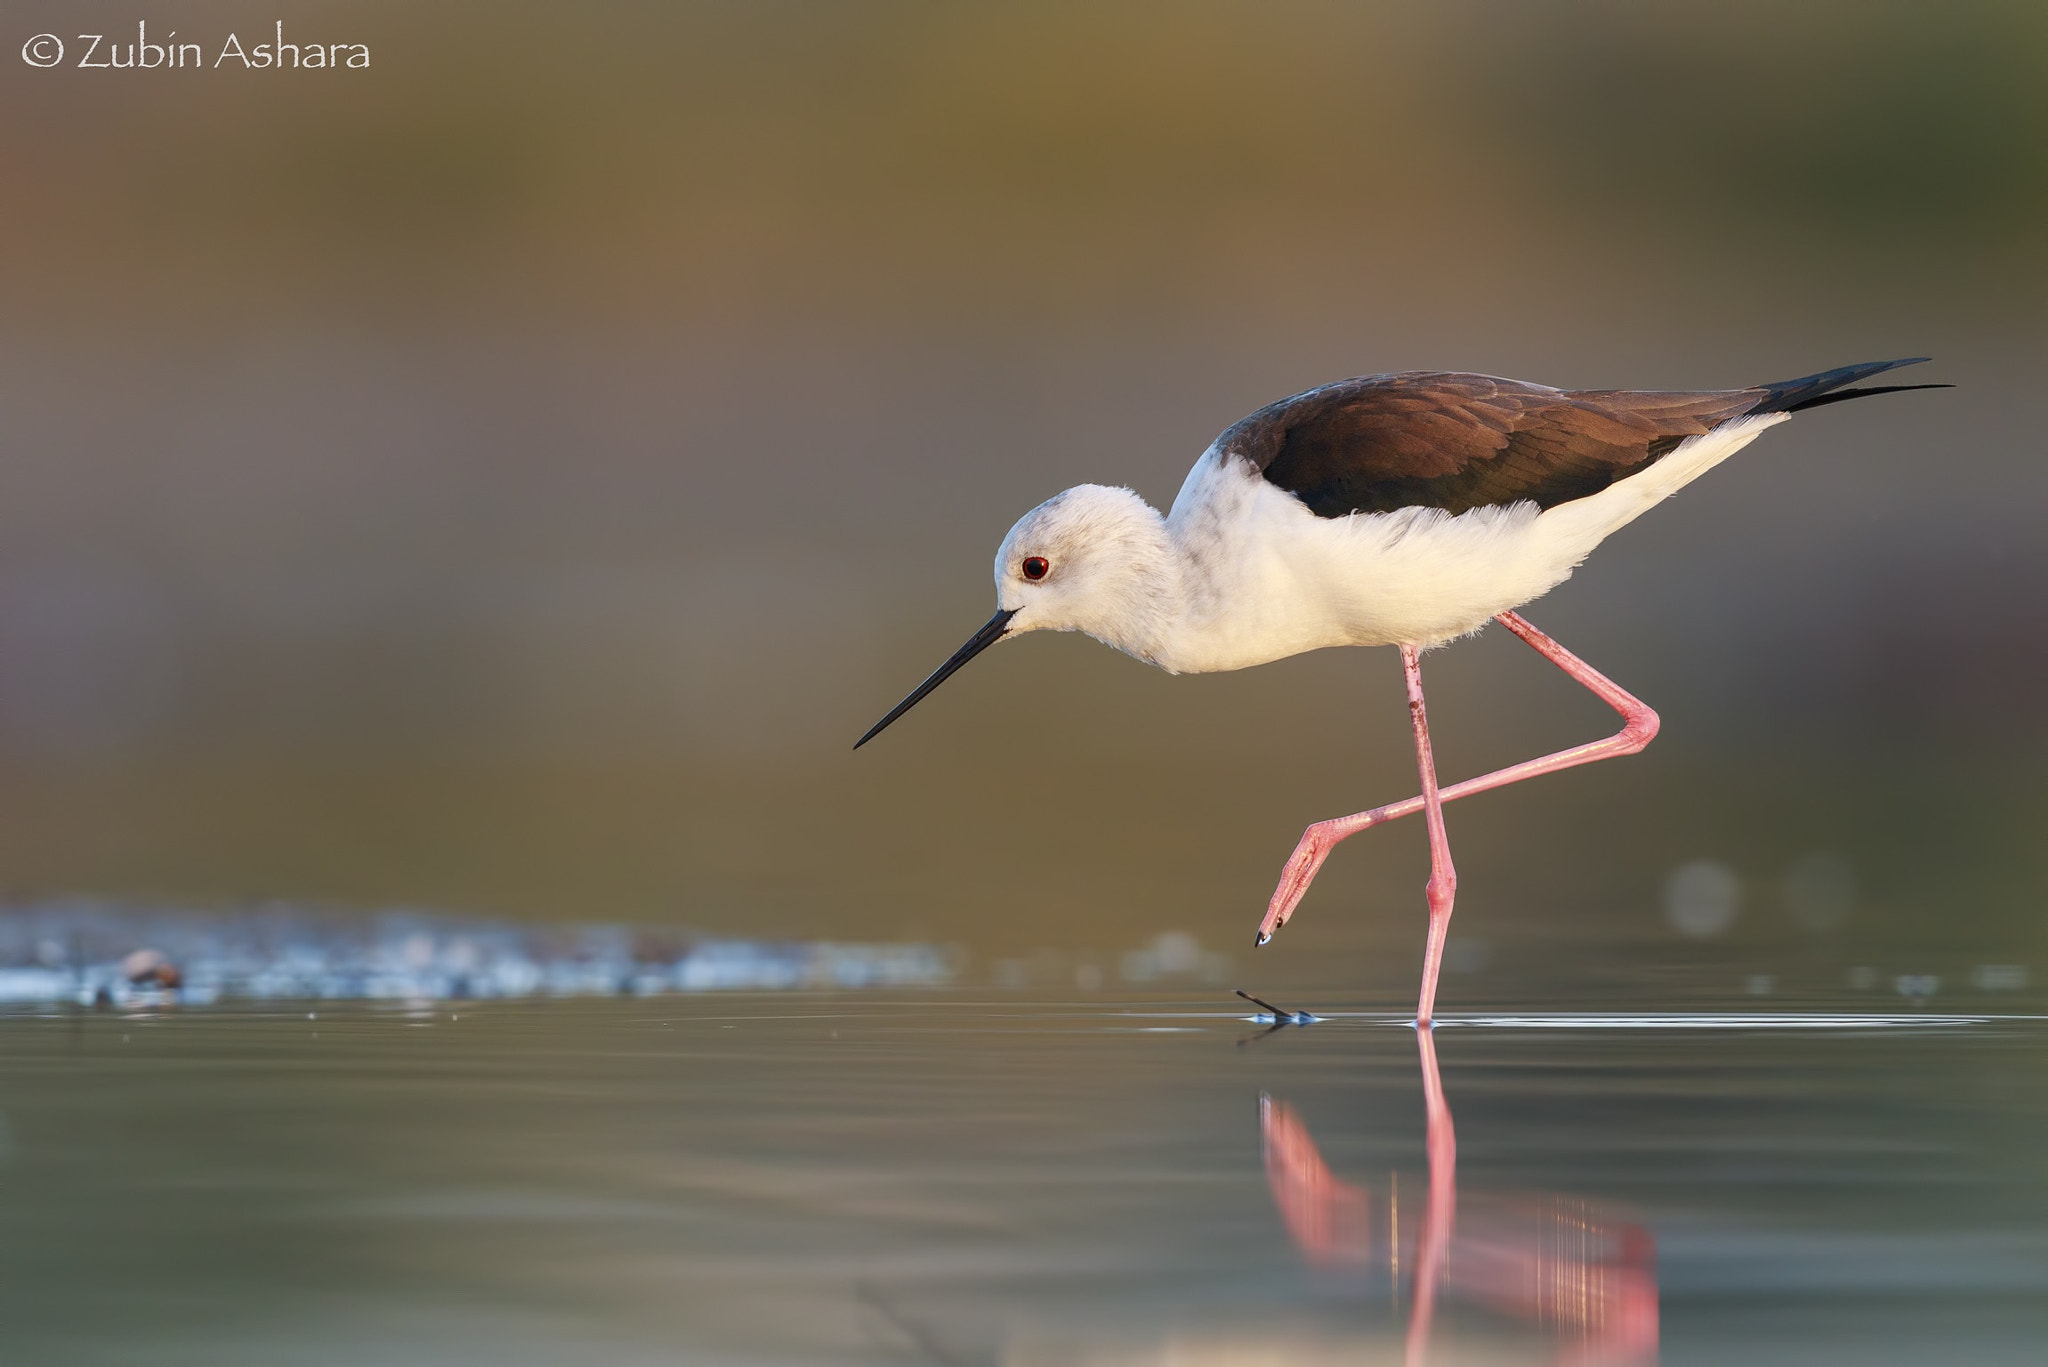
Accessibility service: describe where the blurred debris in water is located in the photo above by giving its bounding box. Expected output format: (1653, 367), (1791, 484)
(0, 901), (953, 1008)
(1973, 964), (2029, 991)
(1118, 931), (1231, 985)
(1662, 859), (1743, 939)
(990, 931), (1231, 989)
(1895, 973), (1942, 1002)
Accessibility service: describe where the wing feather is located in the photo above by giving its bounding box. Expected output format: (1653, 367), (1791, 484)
(1222, 373), (1761, 517)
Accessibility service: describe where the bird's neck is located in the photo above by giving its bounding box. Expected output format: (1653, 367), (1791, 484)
(1074, 505), (1193, 670)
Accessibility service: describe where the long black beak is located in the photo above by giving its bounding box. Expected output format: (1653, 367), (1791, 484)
(854, 608), (1018, 749)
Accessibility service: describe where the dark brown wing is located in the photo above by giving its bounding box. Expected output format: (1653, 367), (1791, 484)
(1219, 372), (1764, 518)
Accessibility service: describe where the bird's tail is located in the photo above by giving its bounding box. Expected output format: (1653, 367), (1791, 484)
(1751, 357), (1950, 415)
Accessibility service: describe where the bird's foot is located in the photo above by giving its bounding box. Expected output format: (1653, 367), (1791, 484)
(1256, 821), (1342, 946)
(1235, 989), (1317, 1025)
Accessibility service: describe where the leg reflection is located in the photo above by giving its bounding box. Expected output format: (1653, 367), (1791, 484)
(1407, 1027), (1456, 1366)
(1260, 1034), (1658, 1365)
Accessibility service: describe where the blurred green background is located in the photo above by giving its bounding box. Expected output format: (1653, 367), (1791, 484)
(1, 0), (2042, 994)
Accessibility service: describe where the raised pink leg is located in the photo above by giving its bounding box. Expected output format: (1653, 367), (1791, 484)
(1401, 644), (1457, 1026)
(1255, 612), (1662, 1002)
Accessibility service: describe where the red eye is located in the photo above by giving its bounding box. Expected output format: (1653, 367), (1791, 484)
(1021, 557), (1050, 581)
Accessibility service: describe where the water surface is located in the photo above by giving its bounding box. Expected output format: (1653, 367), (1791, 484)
(2, 995), (2043, 1364)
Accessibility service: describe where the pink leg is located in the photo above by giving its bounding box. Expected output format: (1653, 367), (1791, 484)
(1401, 644), (1457, 1026)
(1254, 612), (1662, 978)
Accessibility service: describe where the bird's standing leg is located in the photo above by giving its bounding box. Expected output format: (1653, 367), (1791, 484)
(1402, 644), (1457, 1026)
(1255, 611), (1660, 956)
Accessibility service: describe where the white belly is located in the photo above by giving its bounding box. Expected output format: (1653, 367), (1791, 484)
(1158, 414), (1783, 671)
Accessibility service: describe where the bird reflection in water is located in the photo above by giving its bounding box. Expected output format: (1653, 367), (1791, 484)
(1262, 1031), (1657, 1365)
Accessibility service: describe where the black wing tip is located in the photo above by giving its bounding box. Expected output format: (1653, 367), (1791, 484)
(1781, 382), (1953, 414)
(1753, 358), (1941, 415)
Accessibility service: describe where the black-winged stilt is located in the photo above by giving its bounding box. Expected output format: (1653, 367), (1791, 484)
(856, 359), (1946, 1023)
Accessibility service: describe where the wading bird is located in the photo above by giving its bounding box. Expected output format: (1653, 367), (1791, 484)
(855, 360), (1944, 1023)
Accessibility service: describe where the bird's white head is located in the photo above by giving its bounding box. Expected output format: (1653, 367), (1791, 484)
(993, 484), (1176, 645)
(854, 484), (1177, 748)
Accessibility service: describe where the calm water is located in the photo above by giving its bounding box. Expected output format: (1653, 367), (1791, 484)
(2, 994), (2044, 1365)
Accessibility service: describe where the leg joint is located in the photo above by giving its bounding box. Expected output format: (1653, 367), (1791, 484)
(1618, 702), (1661, 752)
